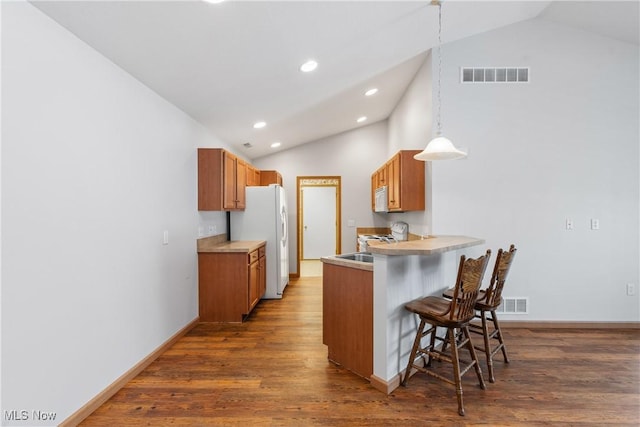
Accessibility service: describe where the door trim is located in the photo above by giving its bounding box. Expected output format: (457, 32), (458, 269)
(296, 176), (341, 276)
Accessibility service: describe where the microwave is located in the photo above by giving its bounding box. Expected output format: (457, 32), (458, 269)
(374, 186), (388, 212)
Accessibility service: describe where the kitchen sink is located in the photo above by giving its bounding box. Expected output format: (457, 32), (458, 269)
(334, 252), (373, 263)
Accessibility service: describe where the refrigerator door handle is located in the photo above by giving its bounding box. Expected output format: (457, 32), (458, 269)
(280, 206), (287, 245)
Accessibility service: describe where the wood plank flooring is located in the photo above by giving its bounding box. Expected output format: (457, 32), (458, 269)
(80, 277), (640, 426)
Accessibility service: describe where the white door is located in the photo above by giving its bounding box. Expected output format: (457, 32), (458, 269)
(302, 186), (336, 259)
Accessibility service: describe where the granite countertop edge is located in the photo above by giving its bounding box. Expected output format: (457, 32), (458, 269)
(367, 235), (485, 256)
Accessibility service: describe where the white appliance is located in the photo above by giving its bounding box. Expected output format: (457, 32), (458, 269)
(230, 185), (289, 299)
(391, 221), (408, 241)
(374, 186), (388, 213)
(357, 222), (409, 252)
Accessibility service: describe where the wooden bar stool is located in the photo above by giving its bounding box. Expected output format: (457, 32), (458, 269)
(443, 244), (517, 383)
(401, 250), (491, 416)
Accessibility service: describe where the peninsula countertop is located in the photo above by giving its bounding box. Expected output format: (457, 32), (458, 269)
(367, 235), (484, 256)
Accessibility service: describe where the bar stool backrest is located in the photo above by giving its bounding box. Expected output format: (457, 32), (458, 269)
(481, 244), (517, 309)
(449, 250), (491, 322)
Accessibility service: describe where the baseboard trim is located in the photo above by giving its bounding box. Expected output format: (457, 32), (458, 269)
(60, 317), (199, 427)
(370, 373), (401, 395)
(499, 321), (640, 329)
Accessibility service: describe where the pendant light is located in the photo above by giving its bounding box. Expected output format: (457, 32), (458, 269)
(414, 0), (467, 161)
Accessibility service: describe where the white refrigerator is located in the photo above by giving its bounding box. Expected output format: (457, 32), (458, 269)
(230, 185), (289, 299)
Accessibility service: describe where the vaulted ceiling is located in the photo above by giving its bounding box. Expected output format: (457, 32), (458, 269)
(31, 1), (639, 160)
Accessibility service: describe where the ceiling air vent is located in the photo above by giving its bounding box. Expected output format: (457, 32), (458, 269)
(461, 67), (529, 83)
(243, 142), (253, 148)
(495, 297), (528, 314)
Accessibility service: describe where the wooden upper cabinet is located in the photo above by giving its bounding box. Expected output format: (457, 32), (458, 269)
(387, 155), (401, 210)
(234, 157), (247, 210)
(371, 150), (425, 212)
(246, 164), (261, 187)
(198, 148), (246, 211)
(260, 170), (282, 186)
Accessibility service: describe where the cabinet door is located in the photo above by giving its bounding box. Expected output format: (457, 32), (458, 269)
(248, 255), (260, 311)
(377, 166), (387, 189)
(223, 151), (237, 210)
(370, 174), (376, 210)
(395, 150), (425, 212)
(258, 251), (266, 298)
(260, 170), (282, 186)
(247, 165), (261, 187)
(387, 154), (400, 210)
(198, 148), (225, 211)
(236, 159), (247, 209)
(222, 152), (247, 210)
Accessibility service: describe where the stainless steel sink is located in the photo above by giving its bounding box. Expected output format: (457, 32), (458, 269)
(334, 252), (373, 263)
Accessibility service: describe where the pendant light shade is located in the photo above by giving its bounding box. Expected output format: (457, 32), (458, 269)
(414, 0), (467, 162)
(414, 134), (466, 161)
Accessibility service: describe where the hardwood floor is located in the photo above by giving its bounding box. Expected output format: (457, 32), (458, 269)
(80, 277), (640, 426)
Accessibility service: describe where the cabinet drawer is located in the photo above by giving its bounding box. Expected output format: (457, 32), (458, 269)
(248, 250), (259, 264)
(258, 245), (266, 258)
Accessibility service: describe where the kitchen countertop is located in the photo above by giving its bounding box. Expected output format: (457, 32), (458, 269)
(197, 235), (265, 253)
(321, 256), (373, 271)
(367, 235), (484, 256)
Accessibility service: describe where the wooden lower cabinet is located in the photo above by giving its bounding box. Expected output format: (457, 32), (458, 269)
(322, 263), (373, 379)
(198, 244), (266, 322)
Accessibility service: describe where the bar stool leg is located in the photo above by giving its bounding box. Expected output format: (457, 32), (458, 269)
(463, 325), (486, 391)
(402, 319), (427, 386)
(479, 309), (495, 383)
(448, 327), (466, 416)
(491, 309), (510, 363)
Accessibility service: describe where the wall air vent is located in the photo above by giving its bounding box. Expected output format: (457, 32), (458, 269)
(461, 67), (529, 83)
(496, 297), (529, 314)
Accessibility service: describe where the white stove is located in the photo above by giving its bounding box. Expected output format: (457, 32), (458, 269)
(357, 222), (408, 252)
(357, 234), (392, 252)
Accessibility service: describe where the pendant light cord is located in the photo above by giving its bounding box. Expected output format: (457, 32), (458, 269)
(436, 1), (443, 136)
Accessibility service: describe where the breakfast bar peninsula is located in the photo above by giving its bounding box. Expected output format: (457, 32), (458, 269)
(322, 235), (484, 394)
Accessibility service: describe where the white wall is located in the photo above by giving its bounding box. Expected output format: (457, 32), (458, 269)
(387, 52), (434, 237)
(254, 120), (389, 272)
(430, 18), (639, 321)
(257, 15), (640, 323)
(1, 2), (226, 424)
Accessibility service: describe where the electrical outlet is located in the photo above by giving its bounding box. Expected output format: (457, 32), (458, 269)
(208, 225), (216, 235)
(627, 283), (635, 296)
(565, 219), (574, 230)
(591, 218), (600, 230)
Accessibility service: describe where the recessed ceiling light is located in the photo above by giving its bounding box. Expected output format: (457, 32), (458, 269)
(203, 0), (225, 4)
(357, 116), (367, 123)
(270, 142), (282, 148)
(299, 60), (318, 73)
(253, 121), (266, 129)
(365, 88), (378, 96)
